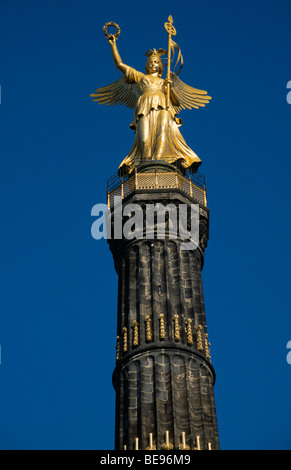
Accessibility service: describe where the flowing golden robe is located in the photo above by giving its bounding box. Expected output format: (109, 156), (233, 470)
(119, 67), (201, 174)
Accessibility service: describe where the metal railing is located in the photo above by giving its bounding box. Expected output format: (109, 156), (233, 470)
(106, 164), (207, 208)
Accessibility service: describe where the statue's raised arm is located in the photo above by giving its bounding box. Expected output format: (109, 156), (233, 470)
(90, 23), (142, 110)
(91, 19), (212, 175)
(106, 28), (130, 75)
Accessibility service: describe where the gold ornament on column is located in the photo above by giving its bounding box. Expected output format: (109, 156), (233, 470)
(173, 314), (181, 342)
(186, 319), (193, 345)
(115, 336), (120, 361)
(159, 313), (166, 340)
(123, 327), (128, 353)
(145, 315), (152, 342)
(204, 332), (211, 360)
(146, 433), (156, 450)
(161, 431), (174, 450)
(133, 320), (139, 347)
(179, 432), (190, 450)
(195, 325), (203, 351)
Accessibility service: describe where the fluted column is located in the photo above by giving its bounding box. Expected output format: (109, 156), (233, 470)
(108, 190), (219, 450)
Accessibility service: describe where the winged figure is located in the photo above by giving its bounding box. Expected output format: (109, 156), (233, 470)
(91, 35), (211, 175)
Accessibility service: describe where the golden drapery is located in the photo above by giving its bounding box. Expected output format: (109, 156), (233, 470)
(118, 67), (201, 175)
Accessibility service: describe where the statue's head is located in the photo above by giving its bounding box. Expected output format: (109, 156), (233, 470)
(145, 48), (167, 77)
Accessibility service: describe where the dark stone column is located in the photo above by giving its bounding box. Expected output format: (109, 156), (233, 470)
(108, 190), (219, 450)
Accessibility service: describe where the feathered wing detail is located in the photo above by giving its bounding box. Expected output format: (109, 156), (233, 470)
(170, 73), (212, 114)
(90, 76), (141, 109)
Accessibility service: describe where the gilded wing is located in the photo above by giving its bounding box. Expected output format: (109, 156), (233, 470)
(170, 73), (212, 114)
(90, 76), (141, 109)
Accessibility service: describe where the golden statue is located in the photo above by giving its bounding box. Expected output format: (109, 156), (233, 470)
(91, 17), (211, 175)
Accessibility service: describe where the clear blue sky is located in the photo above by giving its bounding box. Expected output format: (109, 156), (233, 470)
(1, 0), (291, 450)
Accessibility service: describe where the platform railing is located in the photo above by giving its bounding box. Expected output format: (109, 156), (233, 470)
(106, 164), (207, 208)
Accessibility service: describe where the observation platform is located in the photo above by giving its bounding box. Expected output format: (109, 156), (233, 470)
(106, 161), (207, 209)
